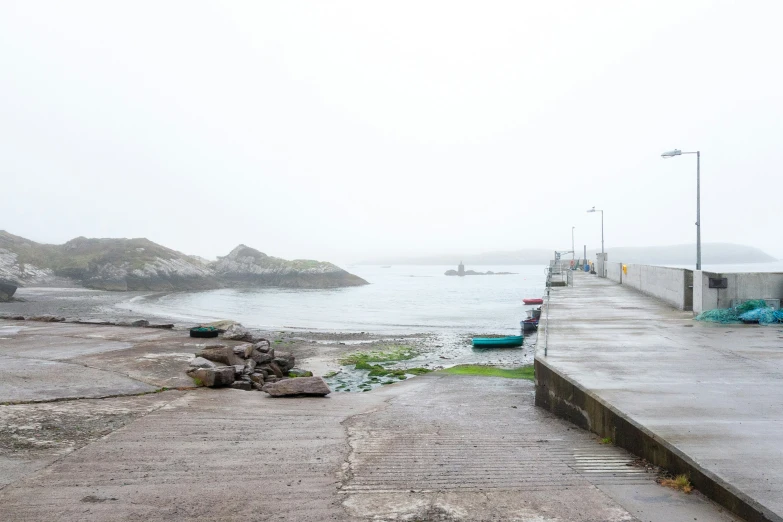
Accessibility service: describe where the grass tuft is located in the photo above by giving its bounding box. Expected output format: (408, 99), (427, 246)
(660, 474), (693, 494)
(440, 365), (534, 380)
(600, 437), (612, 445)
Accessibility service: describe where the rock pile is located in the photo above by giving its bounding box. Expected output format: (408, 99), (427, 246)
(187, 340), (329, 397)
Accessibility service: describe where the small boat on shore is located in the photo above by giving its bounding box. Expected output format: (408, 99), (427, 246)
(523, 298), (544, 305)
(190, 326), (219, 338)
(472, 335), (524, 348)
(521, 318), (539, 332)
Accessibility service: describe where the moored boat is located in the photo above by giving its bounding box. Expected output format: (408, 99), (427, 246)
(521, 318), (538, 332)
(472, 335), (524, 348)
(523, 298), (544, 305)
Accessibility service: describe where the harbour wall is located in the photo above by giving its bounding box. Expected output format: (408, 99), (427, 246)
(601, 262), (693, 311)
(694, 270), (783, 313)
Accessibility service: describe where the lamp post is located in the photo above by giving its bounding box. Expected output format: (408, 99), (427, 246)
(587, 207), (604, 254)
(661, 149), (701, 270)
(571, 226), (575, 262)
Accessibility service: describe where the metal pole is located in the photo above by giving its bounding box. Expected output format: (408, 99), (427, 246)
(600, 210), (604, 254)
(696, 151), (701, 270)
(571, 227), (575, 261)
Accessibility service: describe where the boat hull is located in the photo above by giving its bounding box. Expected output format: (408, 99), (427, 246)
(472, 335), (524, 348)
(523, 298), (544, 305)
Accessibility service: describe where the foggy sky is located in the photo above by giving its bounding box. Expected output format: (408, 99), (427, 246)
(2, 1), (782, 263)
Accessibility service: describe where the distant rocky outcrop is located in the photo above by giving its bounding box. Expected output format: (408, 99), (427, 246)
(444, 269), (515, 276)
(0, 230), (368, 291)
(213, 245), (367, 288)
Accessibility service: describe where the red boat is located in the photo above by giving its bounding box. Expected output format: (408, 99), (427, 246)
(523, 298), (544, 305)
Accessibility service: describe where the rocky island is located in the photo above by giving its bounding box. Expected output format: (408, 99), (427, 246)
(444, 261), (516, 277)
(0, 230), (367, 292)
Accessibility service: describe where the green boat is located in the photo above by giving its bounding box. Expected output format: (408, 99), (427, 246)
(472, 335), (524, 348)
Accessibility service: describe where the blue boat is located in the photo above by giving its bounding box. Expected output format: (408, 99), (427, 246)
(472, 335), (524, 348)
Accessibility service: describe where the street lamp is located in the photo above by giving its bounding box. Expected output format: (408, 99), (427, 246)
(571, 226), (575, 262)
(661, 149), (701, 270)
(586, 207), (604, 255)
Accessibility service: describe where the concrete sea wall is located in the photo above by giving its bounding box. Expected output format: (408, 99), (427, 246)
(597, 260), (693, 311)
(694, 270), (783, 313)
(534, 357), (780, 522)
(622, 264), (693, 311)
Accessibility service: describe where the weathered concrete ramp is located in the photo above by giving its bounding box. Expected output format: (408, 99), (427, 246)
(536, 271), (783, 521)
(343, 374), (737, 521)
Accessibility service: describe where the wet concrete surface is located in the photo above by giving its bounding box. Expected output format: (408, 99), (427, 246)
(540, 271), (783, 519)
(0, 372), (738, 520)
(0, 317), (741, 520)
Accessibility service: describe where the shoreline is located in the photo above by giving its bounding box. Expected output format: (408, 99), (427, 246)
(1, 286), (536, 393)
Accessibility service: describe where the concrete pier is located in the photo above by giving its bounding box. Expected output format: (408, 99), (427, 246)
(536, 270), (783, 522)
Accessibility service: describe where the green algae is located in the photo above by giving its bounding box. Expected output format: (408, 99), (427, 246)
(440, 365), (534, 380)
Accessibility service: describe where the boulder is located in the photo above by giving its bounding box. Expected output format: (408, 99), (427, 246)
(231, 381), (253, 391)
(244, 359), (257, 374)
(131, 319), (150, 327)
(0, 281), (17, 302)
(189, 357), (217, 369)
(250, 373), (265, 385)
(262, 362), (284, 378)
(262, 377), (331, 397)
(288, 368), (314, 378)
(273, 351), (295, 373)
(253, 340), (272, 353)
(223, 324), (252, 341)
(192, 367), (235, 387)
(196, 344), (244, 366)
(232, 343), (254, 358)
(233, 365), (245, 377)
(250, 350), (273, 365)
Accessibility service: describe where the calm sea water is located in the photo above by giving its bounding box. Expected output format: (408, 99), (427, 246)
(119, 265), (548, 334)
(117, 261), (783, 334)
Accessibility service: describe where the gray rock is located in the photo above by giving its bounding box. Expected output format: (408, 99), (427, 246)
(192, 367), (235, 387)
(131, 319), (150, 327)
(253, 340), (272, 353)
(273, 351), (295, 373)
(250, 373), (265, 385)
(288, 368), (314, 377)
(0, 280), (18, 302)
(231, 381), (253, 391)
(232, 343), (254, 358)
(262, 376), (331, 397)
(244, 359), (257, 374)
(233, 365), (245, 377)
(189, 357), (217, 369)
(250, 351), (273, 365)
(222, 324), (251, 341)
(265, 376), (279, 384)
(265, 362), (284, 378)
(196, 345), (244, 366)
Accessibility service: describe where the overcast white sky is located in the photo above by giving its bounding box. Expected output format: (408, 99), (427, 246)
(2, 1), (781, 262)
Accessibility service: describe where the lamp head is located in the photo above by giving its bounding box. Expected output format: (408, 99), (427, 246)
(661, 149), (682, 158)
(587, 207), (596, 213)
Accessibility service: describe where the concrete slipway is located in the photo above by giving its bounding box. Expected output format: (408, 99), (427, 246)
(0, 319), (740, 520)
(536, 271), (783, 522)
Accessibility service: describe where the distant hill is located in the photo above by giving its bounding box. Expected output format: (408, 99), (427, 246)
(0, 231), (367, 291)
(586, 243), (777, 265)
(360, 243), (776, 266)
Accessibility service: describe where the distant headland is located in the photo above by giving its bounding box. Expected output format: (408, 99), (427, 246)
(362, 243), (777, 266)
(0, 230), (368, 295)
